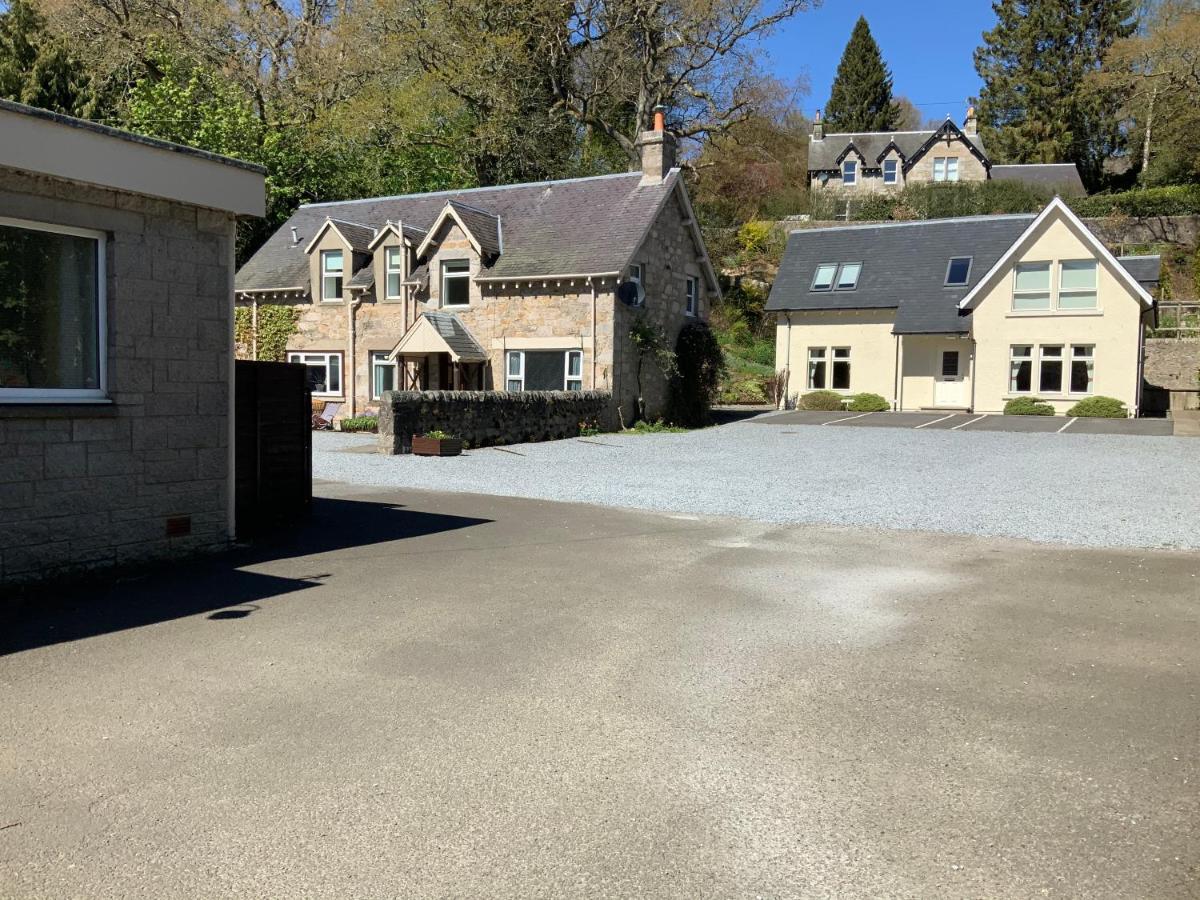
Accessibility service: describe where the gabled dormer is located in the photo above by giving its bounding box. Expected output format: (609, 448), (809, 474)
(903, 118), (990, 182)
(366, 220), (427, 304)
(414, 200), (503, 309)
(304, 217), (375, 303)
(834, 142), (867, 187)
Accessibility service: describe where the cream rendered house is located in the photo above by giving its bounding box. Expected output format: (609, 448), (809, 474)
(769, 199), (1160, 415)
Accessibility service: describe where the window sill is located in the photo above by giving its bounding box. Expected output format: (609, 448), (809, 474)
(1007, 310), (1102, 317)
(320, 299), (345, 305)
(0, 400), (117, 419)
(1004, 393), (1092, 401)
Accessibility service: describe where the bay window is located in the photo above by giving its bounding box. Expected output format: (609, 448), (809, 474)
(288, 351), (342, 396)
(321, 250), (343, 301)
(0, 217), (105, 402)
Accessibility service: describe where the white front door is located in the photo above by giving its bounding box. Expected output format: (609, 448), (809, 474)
(934, 349), (965, 407)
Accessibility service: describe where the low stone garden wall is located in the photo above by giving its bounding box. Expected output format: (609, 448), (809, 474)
(378, 390), (616, 454)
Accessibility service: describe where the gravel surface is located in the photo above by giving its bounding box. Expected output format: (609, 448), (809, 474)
(313, 422), (1200, 549)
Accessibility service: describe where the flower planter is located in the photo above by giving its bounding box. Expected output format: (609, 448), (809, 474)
(411, 436), (463, 457)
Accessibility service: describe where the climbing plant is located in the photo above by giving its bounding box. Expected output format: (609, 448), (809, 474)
(628, 316), (677, 423)
(234, 304), (299, 362)
(668, 321), (725, 427)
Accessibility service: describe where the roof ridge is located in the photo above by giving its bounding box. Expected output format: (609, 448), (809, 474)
(326, 216), (376, 230)
(789, 214), (1035, 235)
(446, 199), (500, 218)
(1117, 253), (1161, 260)
(299, 170), (642, 210)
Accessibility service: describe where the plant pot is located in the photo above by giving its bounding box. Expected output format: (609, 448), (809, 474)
(411, 436), (463, 457)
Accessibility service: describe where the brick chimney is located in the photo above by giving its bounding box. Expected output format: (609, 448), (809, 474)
(812, 109), (824, 141)
(637, 105), (676, 183)
(964, 105), (978, 136)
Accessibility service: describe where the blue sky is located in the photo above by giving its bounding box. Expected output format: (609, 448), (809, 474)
(762, 0), (999, 125)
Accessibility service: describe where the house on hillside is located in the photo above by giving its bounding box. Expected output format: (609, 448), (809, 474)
(808, 106), (1086, 201)
(235, 115), (719, 424)
(768, 198), (1161, 416)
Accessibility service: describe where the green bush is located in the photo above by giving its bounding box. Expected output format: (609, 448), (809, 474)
(623, 419), (689, 434)
(339, 415), (378, 433)
(847, 392), (891, 412)
(1069, 184), (1200, 218)
(1067, 395), (1128, 418)
(1003, 397), (1055, 416)
(799, 390), (845, 411)
(668, 321), (726, 427)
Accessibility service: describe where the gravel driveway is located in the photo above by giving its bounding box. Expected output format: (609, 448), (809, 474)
(313, 421), (1200, 549)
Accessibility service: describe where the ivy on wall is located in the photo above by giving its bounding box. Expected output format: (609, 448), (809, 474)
(233, 304), (299, 362)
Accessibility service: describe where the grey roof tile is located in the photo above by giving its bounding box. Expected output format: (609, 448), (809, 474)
(424, 312), (488, 361)
(990, 164), (1086, 197)
(237, 171), (677, 292)
(1116, 255), (1161, 289)
(348, 264), (374, 289)
(327, 218), (376, 252)
(809, 125), (987, 171)
(446, 200), (501, 256)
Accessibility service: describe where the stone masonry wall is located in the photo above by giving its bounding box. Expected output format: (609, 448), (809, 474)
(1143, 339), (1200, 390)
(378, 390), (615, 454)
(0, 167), (236, 584)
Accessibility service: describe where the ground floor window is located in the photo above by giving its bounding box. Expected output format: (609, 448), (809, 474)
(807, 347), (826, 389)
(831, 347), (851, 390)
(505, 349), (584, 391)
(371, 351), (395, 400)
(288, 351), (342, 396)
(1010, 343), (1095, 395)
(0, 216), (105, 401)
(807, 346), (850, 390)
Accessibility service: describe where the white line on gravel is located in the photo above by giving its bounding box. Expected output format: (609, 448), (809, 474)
(823, 412), (873, 426)
(914, 414), (957, 429)
(1057, 417), (1078, 433)
(951, 415), (988, 431)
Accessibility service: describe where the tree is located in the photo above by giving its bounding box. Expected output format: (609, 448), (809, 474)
(974, 0), (1137, 191)
(823, 16), (899, 131)
(668, 320), (725, 426)
(892, 95), (923, 130)
(0, 0), (102, 116)
(627, 315), (676, 422)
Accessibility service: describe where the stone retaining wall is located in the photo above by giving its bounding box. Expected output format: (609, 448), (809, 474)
(378, 390), (615, 454)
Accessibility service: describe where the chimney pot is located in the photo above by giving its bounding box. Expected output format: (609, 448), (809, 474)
(637, 106), (675, 182)
(653, 105), (665, 132)
(290, 226), (299, 246)
(964, 104), (978, 136)
(812, 109), (824, 141)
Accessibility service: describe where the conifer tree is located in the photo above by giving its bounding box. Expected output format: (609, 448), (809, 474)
(974, 0), (1137, 190)
(824, 17), (899, 131)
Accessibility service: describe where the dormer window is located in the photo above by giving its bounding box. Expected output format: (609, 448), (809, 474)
(945, 257), (972, 286)
(385, 246), (403, 299)
(321, 250), (343, 301)
(842, 160), (857, 185)
(883, 159), (898, 185)
(441, 259), (470, 307)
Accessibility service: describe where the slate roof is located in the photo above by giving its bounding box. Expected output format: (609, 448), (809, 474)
(237, 171), (682, 293)
(768, 216), (1162, 334)
(347, 264), (374, 290)
(328, 219), (377, 252)
(809, 127), (987, 171)
(990, 164), (1086, 197)
(1116, 255), (1161, 290)
(446, 200), (502, 256)
(424, 312), (488, 362)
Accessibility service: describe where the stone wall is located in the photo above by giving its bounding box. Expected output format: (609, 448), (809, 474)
(1, 166), (236, 584)
(1144, 339), (1200, 390)
(378, 390), (615, 454)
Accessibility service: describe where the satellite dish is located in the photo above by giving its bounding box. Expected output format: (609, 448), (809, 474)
(616, 280), (645, 307)
(819, 172), (830, 185)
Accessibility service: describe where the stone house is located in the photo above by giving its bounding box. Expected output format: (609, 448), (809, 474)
(808, 106), (1086, 201)
(0, 100), (265, 584)
(768, 198), (1161, 415)
(234, 116), (720, 423)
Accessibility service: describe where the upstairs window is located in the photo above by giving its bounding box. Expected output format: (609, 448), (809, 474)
(685, 276), (699, 316)
(945, 257), (972, 286)
(842, 160), (857, 185)
(1012, 263), (1052, 311)
(0, 217), (105, 402)
(835, 263), (861, 290)
(883, 159), (898, 185)
(1058, 260), (1098, 309)
(321, 249), (343, 301)
(441, 259), (470, 307)
(629, 263), (642, 284)
(811, 264), (838, 291)
(932, 157), (959, 182)
(385, 247), (403, 299)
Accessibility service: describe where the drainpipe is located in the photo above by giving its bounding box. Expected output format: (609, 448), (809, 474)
(893, 333), (900, 410)
(588, 276), (598, 389)
(783, 312), (793, 409)
(347, 293), (363, 418)
(251, 296), (258, 360)
(1135, 319), (1145, 417)
(968, 337), (978, 413)
(896, 334), (905, 411)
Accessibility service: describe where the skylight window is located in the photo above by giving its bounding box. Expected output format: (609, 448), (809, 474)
(811, 263), (838, 291)
(836, 262), (862, 290)
(945, 256), (972, 286)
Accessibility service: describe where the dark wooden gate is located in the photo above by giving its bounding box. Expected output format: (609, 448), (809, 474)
(235, 360), (312, 538)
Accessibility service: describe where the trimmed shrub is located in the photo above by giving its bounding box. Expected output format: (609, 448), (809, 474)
(1069, 184), (1200, 218)
(800, 390), (845, 411)
(847, 392), (890, 412)
(1067, 395), (1127, 418)
(669, 321), (726, 427)
(1003, 397), (1055, 416)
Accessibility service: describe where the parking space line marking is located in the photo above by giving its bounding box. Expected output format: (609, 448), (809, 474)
(914, 414), (956, 429)
(950, 414), (988, 431)
(822, 412), (874, 426)
(1057, 417), (1078, 433)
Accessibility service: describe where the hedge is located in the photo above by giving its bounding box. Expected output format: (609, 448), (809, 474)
(1069, 185), (1200, 218)
(799, 390), (845, 411)
(847, 392), (891, 412)
(1003, 397), (1055, 416)
(1066, 396), (1128, 418)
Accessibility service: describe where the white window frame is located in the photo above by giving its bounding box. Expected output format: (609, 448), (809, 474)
(1038, 344), (1065, 394)
(685, 275), (699, 317)
(0, 215), (108, 404)
(945, 256), (972, 286)
(1058, 260), (1098, 310)
(629, 263), (642, 285)
(370, 351), (396, 400)
(1069, 344), (1095, 395)
(288, 351), (343, 396)
(842, 159), (857, 185)
(506, 350), (524, 391)
(1012, 262), (1053, 311)
(441, 258), (471, 308)
(565, 350), (583, 391)
(811, 263), (838, 291)
(807, 347), (827, 390)
(831, 346), (852, 391)
(945, 157), (959, 182)
(1009, 345), (1034, 393)
(384, 246), (403, 300)
(932, 158), (945, 182)
(882, 158), (898, 185)
(835, 262), (862, 291)
(321, 249), (343, 302)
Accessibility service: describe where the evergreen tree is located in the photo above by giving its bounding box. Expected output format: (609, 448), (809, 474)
(824, 17), (899, 131)
(974, 0), (1137, 191)
(0, 0), (99, 116)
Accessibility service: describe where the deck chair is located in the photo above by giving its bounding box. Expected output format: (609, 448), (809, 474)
(312, 402), (341, 430)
